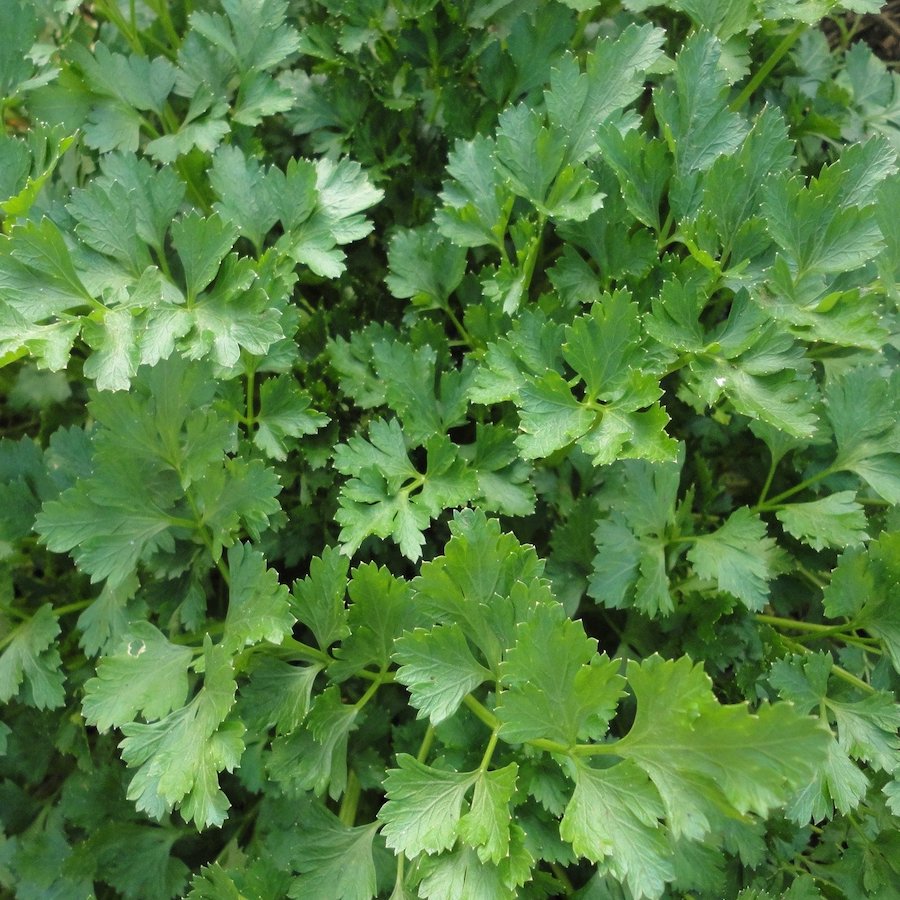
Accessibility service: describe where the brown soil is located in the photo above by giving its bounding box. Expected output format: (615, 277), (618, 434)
(823, 0), (900, 64)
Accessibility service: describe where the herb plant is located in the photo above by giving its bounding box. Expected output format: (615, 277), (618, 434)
(1, 1), (898, 898)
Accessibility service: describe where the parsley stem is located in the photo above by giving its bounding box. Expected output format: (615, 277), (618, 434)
(478, 728), (500, 772)
(757, 613), (883, 649)
(0, 603), (28, 622)
(416, 724), (435, 764)
(353, 668), (387, 711)
(462, 694), (619, 758)
(443, 303), (473, 348)
(393, 856), (406, 896)
(280, 636), (331, 666)
(146, 0), (182, 51)
(462, 693), (499, 729)
(245, 365), (257, 428)
(730, 23), (805, 113)
(51, 599), (93, 617)
(757, 455), (778, 506)
(755, 465), (839, 509)
(779, 636), (874, 694)
(94, 0), (145, 56)
(550, 862), (575, 894)
(338, 769), (361, 826)
(755, 614), (839, 634)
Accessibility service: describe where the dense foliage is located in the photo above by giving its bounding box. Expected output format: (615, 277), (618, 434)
(1, 1), (899, 897)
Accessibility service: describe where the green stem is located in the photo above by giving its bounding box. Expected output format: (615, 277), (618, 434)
(830, 665), (877, 694)
(780, 637), (874, 694)
(755, 614), (840, 634)
(94, 0), (145, 55)
(657, 209), (674, 249)
(462, 694), (619, 758)
(755, 465), (838, 510)
(478, 728), (500, 773)
(462, 693), (499, 730)
(757, 455), (779, 506)
(353, 669), (386, 711)
(444, 303), (473, 348)
(393, 856), (406, 897)
(52, 599), (94, 617)
(550, 861), (575, 894)
(416, 724), (435, 764)
(154, 244), (173, 281)
(521, 214), (547, 295)
(147, 0), (182, 50)
(0, 603), (28, 622)
(280, 636), (332, 666)
(338, 769), (361, 826)
(246, 365), (257, 429)
(730, 23), (805, 113)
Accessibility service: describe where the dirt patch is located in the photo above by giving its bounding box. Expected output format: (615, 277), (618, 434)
(823, 0), (900, 63)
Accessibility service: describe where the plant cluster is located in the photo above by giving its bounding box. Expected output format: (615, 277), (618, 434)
(0, 1), (898, 898)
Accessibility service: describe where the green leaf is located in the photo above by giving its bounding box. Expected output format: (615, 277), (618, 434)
(775, 492), (869, 551)
(379, 755), (478, 857)
(33, 358), (271, 585)
(616, 656), (830, 836)
(414, 838), (529, 900)
(386, 225), (467, 309)
(823, 533), (900, 672)
(495, 104), (566, 207)
(287, 803), (379, 900)
(688, 508), (778, 609)
(292, 686), (358, 798)
(826, 367), (900, 504)
(222, 542), (294, 653)
(334, 422), (477, 560)
(457, 764), (519, 864)
(545, 24), (666, 163)
(91, 153), (185, 256)
(291, 546), (349, 651)
(0, 0), (39, 98)
(394, 624), (492, 724)
(830, 693), (900, 774)
(515, 293), (677, 466)
(497, 603), (625, 745)
(654, 32), (748, 175)
(81, 823), (189, 900)
(435, 135), (508, 250)
(0, 604), (64, 710)
(72, 43), (176, 115)
(67, 179), (153, 276)
(171, 212), (238, 301)
(239, 657), (322, 735)
(119, 638), (244, 829)
(411, 509), (549, 671)
(81, 308), (140, 391)
(331, 562), (417, 679)
(183, 255), (285, 368)
(560, 759), (673, 900)
(370, 339), (471, 445)
(280, 157), (382, 277)
(595, 126), (671, 232)
(253, 375), (327, 461)
(698, 106), (794, 256)
(82, 623), (193, 732)
(685, 295), (819, 438)
(589, 458), (683, 616)
(209, 146), (280, 251)
(467, 424), (535, 518)
(4, 217), (94, 309)
(189, 0), (300, 73)
(763, 136), (897, 277)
